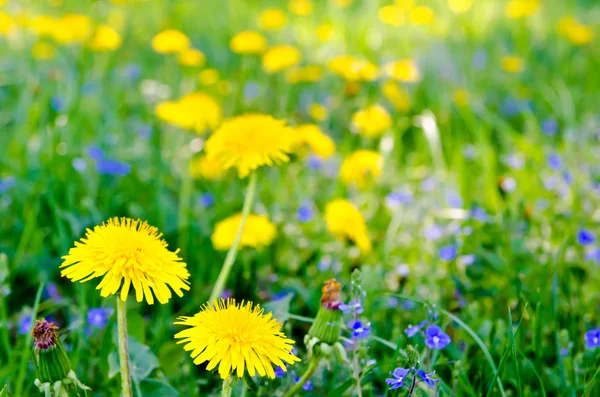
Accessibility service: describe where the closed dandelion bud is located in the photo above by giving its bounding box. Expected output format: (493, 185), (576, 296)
(305, 279), (344, 359)
(32, 319), (71, 384)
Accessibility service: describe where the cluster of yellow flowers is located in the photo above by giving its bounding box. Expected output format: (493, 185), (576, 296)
(152, 29), (206, 67)
(155, 92), (222, 134)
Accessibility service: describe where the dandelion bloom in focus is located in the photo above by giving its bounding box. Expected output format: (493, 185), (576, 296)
(341, 150), (383, 189)
(189, 155), (226, 180)
(205, 114), (296, 178)
(378, 5), (405, 26)
(409, 6), (435, 25)
(262, 45), (301, 74)
(155, 92), (222, 133)
(448, 0), (472, 13)
(175, 299), (300, 379)
(352, 105), (392, 138)
(558, 17), (594, 46)
(31, 42), (56, 60)
(501, 56), (524, 73)
(385, 59), (421, 83)
(230, 31), (267, 54)
(89, 25), (122, 52)
(211, 213), (277, 250)
(289, 0), (313, 16)
(60, 217), (190, 305)
(259, 9), (288, 31)
(505, 0), (540, 19)
(178, 48), (206, 67)
(152, 29), (190, 54)
(293, 124), (336, 158)
(382, 81), (411, 111)
(325, 199), (372, 253)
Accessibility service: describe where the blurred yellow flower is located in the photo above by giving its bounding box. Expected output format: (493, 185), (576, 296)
(262, 45), (301, 74)
(53, 14), (92, 44)
(378, 5), (405, 26)
(31, 42), (56, 60)
(382, 81), (411, 111)
(230, 30), (267, 54)
(178, 48), (206, 67)
(289, 0), (313, 16)
(205, 114), (296, 178)
(152, 29), (190, 54)
(316, 23), (334, 42)
(385, 59), (421, 83)
(293, 124), (336, 158)
(0, 12), (15, 36)
(309, 103), (328, 121)
(325, 199), (371, 253)
(394, 0), (415, 11)
(199, 68), (220, 86)
(328, 55), (378, 81)
(60, 217), (190, 305)
(286, 65), (323, 84)
(189, 155), (225, 180)
(155, 92), (222, 133)
(505, 0), (540, 19)
(259, 9), (288, 31)
(211, 213), (277, 250)
(454, 89), (470, 106)
(340, 150), (383, 189)
(409, 6), (435, 25)
(30, 15), (57, 37)
(558, 17), (594, 46)
(501, 56), (524, 73)
(351, 105), (392, 138)
(333, 0), (353, 8)
(89, 25), (122, 52)
(448, 0), (472, 13)
(217, 80), (232, 95)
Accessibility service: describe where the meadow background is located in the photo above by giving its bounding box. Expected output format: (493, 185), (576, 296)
(1, 0), (600, 395)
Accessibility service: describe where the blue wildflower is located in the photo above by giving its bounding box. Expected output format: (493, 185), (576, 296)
(577, 229), (596, 246)
(297, 203), (314, 223)
(274, 366), (285, 378)
(339, 300), (363, 314)
(424, 225), (443, 241)
(350, 320), (370, 339)
(243, 82), (260, 100)
(87, 308), (113, 329)
(72, 158), (87, 172)
(86, 145), (104, 161)
(446, 191), (463, 208)
(585, 329), (600, 349)
(416, 370), (440, 388)
(385, 190), (413, 208)
(439, 245), (457, 261)
(385, 367), (409, 390)
(563, 171), (573, 185)
(471, 208), (488, 224)
(585, 248), (600, 264)
(18, 315), (32, 335)
(43, 283), (61, 301)
(501, 98), (522, 117)
(273, 291), (293, 301)
(198, 193), (215, 208)
(50, 95), (65, 112)
(547, 153), (562, 171)
(402, 300), (416, 310)
(0, 176), (16, 193)
(294, 376), (313, 391)
(541, 119), (559, 136)
(425, 325), (451, 349)
(306, 155), (323, 170)
(124, 63), (141, 81)
(422, 177), (436, 192)
(137, 124), (152, 140)
(405, 319), (428, 337)
(96, 159), (131, 176)
(461, 254), (476, 266)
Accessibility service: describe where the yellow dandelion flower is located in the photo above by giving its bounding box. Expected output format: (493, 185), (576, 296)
(351, 105), (392, 138)
(340, 149), (383, 189)
(89, 25), (122, 52)
(199, 68), (220, 86)
(174, 299), (300, 379)
(30, 15), (58, 37)
(230, 31), (267, 55)
(211, 213), (277, 250)
(178, 48), (206, 67)
(385, 59), (421, 83)
(262, 45), (301, 74)
(259, 9), (288, 31)
(501, 56), (524, 73)
(382, 81), (411, 112)
(189, 155), (226, 180)
(152, 29), (190, 54)
(333, 0), (353, 8)
(31, 42), (56, 60)
(325, 199), (371, 253)
(294, 124), (336, 158)
(505, 0), (540, 19)
(60, 217), (190, 305)
(409, 6), (435, 25)
(289, 0), (313, 16)
(155, 92), (222, 134)
(309, 103), (328, 121)
(316, 23), (334, 42)
(378, 5), (405, 27)
(205, 114), (296, 178)
(394, 0), (415, 11)
(558, 17), (594, 46)
(286, 65), (324, 84)
(52, 14), (92, 44)
(328, 55), (378, 81)
(448, 0), (472, 13)
(0, 12), (15, 36)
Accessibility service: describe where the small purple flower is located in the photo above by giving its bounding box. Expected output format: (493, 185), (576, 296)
(500, 177), (517, 192)
(339, 300), (363, 314)
(563, 171), (573, 185)
(96, 159), (131, 176)
(137, 124), (152, 140)
(461, 254), (476, 266)
(243, 82), (260, 100)
(577, 229), (596, 246)
(87, 308), (113, 329)
(86, 145), (104, 161)
(44, 283), (61, 301)
(198, 193), (215, 208)
(585, 329), (600, 349)
(541, 119), (559, 136)
(274, 366), (285, 378)
(439, 245), (457, 261)
(547, 153), (562, 171)
(124, 63), (141, 81)
(405, 319), (428, 337)
(446, 191), (463, 208)
(416, 369), (440, 388)
(294, 376), (313, 391)
(0, 176), (16, 193)
(585, 248), (600, 264)
(18, 315), (32, 335)
(386, 190), (413, 208)
(422, 177), (436, 192)
(297, 203), (314, 223)
(72, 158), (87, 172)
(306, 155), (323, 170)
(425, 325), (451, 349)
(350, 320), (370, 339)
(504, 153), (524, 170)
(424, 225), (443, 241)
(385, 367), (409, 390)
(221, 289), (233, 299)
(50, 95), (65, 112)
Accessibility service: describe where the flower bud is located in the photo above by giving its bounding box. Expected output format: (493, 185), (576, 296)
(32, 319), (72, 384)
(305, 279), (344, 360)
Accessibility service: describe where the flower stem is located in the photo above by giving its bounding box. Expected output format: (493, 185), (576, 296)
(116, 298), (132, 397)
(221, 377), (234, 397)
(209, 172), (257, 302)
(407, 375), (418, 397)
(283, 358), (319, 397)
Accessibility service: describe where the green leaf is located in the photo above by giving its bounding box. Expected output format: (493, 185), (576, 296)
(0, 385), (7, 397)
(157, 342), (187, 377)
(140, 379), (180, 397)
(0, 253), (8, 284)
(127, 312), (147, 344)
(109, 337), (159, 381)
(263, 293), (293, 323)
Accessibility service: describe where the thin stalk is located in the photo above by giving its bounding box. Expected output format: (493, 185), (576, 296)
(221, 377), (234, 397)
(116, 298), (132, 397)
(283, 358), (319, 397)
(407, 375), (418, 397)
(209, 172), (258, 302)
